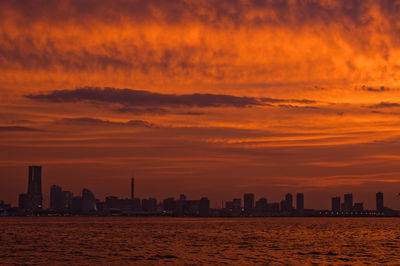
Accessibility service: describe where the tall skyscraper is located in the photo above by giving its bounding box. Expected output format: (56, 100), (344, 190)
(296, 193), (304, 211)
(376, 192), (384, 212)
(285, 193), (293, 212)
(243, 193), (254, 215)
(131, 177), (135, 200)
(344, 193), (353, 212)
(27, 165), (43, 211)
(332, 196), (341, 212)
(50, 185), (63, 211)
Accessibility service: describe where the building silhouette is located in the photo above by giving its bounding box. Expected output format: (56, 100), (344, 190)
(18, 166), (43, 212)
(105, 196), (133, 213)
(199, 197), (210, 217)
(332, 196), (341, 212)
(268, 202), (280, 213)
(18, 193), (29, 210)
(244, 193), (254, 215)
(280, 199), (287, 212)
(344, 193), (353, 212)
(28, 166), (43, 211)
(376, 192), (384, 212)
(255, 198), (268, 214)
(50, 185), (73, 212)
(225, 201), (234, 210)
(285, 193), (293, 212)
(163, 197), (175, 212)
(296, 193), (304, 211)
(10, 166), (399, 217)
(142, 198), (157, 212)
(232, 198), (242, 216)
(354, 202), (363, 212)
(62, 191), (73, 210)
(82, 188), (97, 214)
(50, 185), (63, 211)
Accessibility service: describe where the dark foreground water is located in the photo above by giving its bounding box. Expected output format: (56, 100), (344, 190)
(1, 217), (400, 265)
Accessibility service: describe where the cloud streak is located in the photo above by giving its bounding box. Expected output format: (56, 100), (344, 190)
(368, 102), (400, 109)
(0, 126), (41, 132)
(26, 87), (278, 108)
(59, 117), (154, 128)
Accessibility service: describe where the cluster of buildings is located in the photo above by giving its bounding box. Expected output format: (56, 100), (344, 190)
(217, 193), (305, 217)
(0, 166), (398, 217)
(325, 192), (395, 216)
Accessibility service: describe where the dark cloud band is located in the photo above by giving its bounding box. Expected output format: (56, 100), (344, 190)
(26, 87), (265, 108)
(26, 87), (317, 109)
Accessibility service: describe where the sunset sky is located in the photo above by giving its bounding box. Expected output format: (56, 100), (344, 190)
(2, 0), (400, 209)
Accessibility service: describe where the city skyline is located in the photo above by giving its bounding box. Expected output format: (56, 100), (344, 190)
(2, 165), (397, 215)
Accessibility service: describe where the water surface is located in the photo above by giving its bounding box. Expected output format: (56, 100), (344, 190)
(1, 217), (400, 264)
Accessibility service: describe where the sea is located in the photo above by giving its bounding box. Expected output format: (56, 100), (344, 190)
(1, 217), (400, 265)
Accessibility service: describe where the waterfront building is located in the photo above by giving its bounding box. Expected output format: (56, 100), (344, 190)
(354, 202), (363, 212)
(244, 193), (255, 215)
(296, 193), (304, 211)
(50, 185), (63, 211)
(344, 193), (353, 212)
(331, 197), (341, 212)
(199, 197), (210, 217)
(82, 188), (97, 214)
(286, 193), (293, 212)
(376, 192), (384, 212)
(27, 166), (43, 211)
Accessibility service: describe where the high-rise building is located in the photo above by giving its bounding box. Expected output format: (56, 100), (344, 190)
(296, 193), (304, 211)
(244, 193), (255, 215)
(27, 165), (43, 211)
(332, 196), (341, 212)
(142, 198), (157, 212)
(61, 191), (73, 210)
(50, 185), (63, 211)
(50, 185), (73, 212)
(82, 188), (97, 214)
(163, 197), (175, 211)
(131, 177), (135, 200)
(344, 193), (353, 212)
(232, 198), (242, 216)
(285, 193), (293, 212)
(376, 192), (384, 212)
(199, 197), (210, 217)
(280, 199), (287, 212)
(18, 193), (29, 210)
(255, 198), (268, 214)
